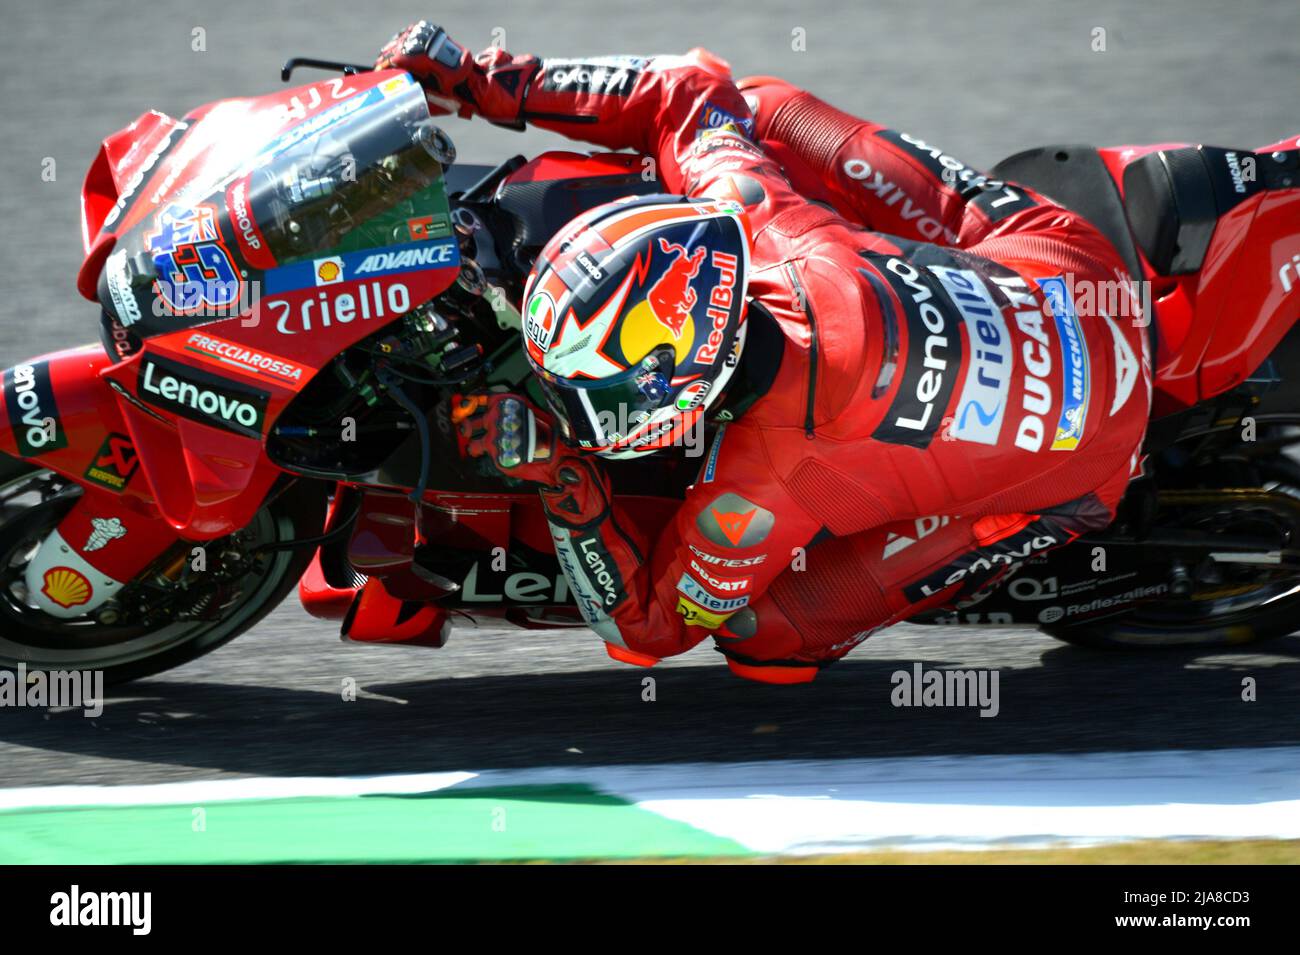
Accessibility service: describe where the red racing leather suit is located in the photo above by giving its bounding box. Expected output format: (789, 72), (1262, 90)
(411, 41), (1153, 682)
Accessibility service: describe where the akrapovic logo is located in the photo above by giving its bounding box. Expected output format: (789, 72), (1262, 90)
(137, 354), (269, 438)
(4, 361), (67, 457)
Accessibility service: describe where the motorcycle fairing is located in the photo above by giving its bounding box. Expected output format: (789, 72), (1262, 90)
(1097, 138), (1300, 412)
(59, 70), (468, 539)
(85, 72), (421, 249)
(85, 69), (461, 354)
(0, 346), (133, 494)
(22, 487), (186, 620)
(0, 69), (474, 624)
(0, 346), (199, 615)
(1195, 180), (1300, 398)
(79, 110), (190, 259)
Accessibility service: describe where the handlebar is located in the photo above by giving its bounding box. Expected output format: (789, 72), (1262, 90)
(280, 57), (374, 83)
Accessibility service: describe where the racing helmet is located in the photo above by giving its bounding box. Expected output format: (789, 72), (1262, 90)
(521, 194), (752, 459)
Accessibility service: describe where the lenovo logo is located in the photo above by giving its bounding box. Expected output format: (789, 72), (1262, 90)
(137, 355), (269, 438)
(4, 361), (67, 457)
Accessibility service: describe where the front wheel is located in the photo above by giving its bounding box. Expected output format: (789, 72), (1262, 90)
(0, 454), (325, 685)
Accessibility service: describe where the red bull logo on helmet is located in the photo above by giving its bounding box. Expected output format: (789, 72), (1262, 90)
(694, 251), (740, 365)
(646, 238), (706, 337)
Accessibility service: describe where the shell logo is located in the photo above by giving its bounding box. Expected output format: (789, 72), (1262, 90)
(314, 257), (345, 286)
(42, 567), (92, 609)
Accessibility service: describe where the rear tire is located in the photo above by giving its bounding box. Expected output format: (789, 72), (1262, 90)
(1043, 602), (1300, 649)
(1044, 449), (1300, 650)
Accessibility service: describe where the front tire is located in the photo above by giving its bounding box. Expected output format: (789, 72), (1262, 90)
(0, 453), (325, 685)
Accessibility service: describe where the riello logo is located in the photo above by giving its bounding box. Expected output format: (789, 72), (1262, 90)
(137, 354), (269, 438)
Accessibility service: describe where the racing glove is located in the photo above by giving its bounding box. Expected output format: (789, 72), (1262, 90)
(375, 21), (537, 124)
(456, 392), (617, 529)
(455, 393), (563, 484)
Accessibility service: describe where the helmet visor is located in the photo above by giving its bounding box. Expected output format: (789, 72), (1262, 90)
(535, 347), (677, 449)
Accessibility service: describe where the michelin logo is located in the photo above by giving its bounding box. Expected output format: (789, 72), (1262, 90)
(1037, 276), (1090, 451)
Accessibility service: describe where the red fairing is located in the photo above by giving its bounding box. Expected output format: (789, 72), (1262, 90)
(506, 151), (645, 184)
(298, 493), (363, 621)
(70, 70), (463, 539)
(1095, 138), (1300, 412)
(299, 553), (357, 621)
(79, 110), (187, 258)
(0, 346), (123, 480)
(91, 353), (285, 539)
(342, 578), (450, 646)
(0, 345), (186, 584)
(1197, 184), (1300, 398)
(44, 491), (182, 586)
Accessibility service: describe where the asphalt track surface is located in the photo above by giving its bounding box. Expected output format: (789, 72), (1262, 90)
(0, 0), (1298, 790)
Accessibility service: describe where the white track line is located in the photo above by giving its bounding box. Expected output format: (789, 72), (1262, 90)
(468, 747), (1300, 853)
(2, 748), (1297, 854)
(0, 772), (477, 810)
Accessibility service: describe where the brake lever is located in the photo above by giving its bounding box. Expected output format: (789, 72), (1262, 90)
(281, 57), (375, 82)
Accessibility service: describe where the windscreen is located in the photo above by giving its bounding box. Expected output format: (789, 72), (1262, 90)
(98, 73), (456, 341)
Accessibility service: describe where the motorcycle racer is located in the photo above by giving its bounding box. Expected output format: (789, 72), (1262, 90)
(377, 21), (1153, 683)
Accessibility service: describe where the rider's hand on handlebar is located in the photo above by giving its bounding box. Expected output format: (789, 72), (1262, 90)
(455, 392), (565, 486)
(376, 21), (474, 117)
(376, 21), (533, 122)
